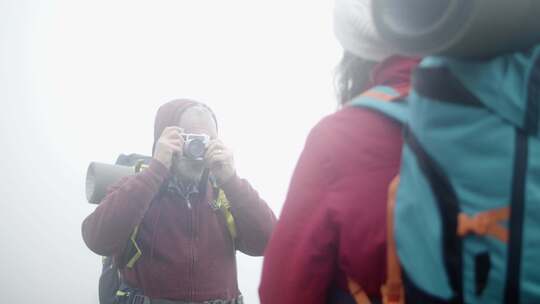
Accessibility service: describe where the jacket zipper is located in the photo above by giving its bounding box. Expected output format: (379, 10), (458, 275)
(188, 194), (196, 301)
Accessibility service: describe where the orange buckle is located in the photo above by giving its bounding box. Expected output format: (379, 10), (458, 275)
(457, 207), (510, 243)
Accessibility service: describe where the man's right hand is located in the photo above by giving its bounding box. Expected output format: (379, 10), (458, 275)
(153, 126), (184, 170)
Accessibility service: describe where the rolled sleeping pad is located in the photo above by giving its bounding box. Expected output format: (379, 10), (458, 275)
(372, 0), (540, 58)
(86, 162), (135, 204)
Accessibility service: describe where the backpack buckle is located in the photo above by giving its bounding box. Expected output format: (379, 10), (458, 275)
(457, 207), (510, 242)
(131, 294), (150, 304)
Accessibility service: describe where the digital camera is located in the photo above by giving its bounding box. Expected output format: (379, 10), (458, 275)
(181, 133), (210, 160)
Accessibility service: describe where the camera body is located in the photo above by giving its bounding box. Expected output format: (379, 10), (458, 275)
(182, 133), (210, 160)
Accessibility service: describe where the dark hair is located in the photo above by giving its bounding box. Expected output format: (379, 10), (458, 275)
(335, 51), (377, 106)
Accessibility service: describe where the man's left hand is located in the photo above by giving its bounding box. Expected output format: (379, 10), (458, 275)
(205, 139), (236, 185)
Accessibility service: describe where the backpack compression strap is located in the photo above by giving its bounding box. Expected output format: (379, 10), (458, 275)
(381, 176), (405, 304)
(345, 86), (408, 304)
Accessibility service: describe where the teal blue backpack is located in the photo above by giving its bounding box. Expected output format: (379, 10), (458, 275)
(351, 45), (540, 303)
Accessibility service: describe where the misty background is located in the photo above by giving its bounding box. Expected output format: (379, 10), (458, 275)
(0, 1), (340, 303)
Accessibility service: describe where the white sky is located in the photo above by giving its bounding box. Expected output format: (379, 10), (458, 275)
(0, 1), (341, 303)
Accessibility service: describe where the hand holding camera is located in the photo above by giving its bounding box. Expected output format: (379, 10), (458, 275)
(205, 139), (236, 185)
(154, 127), (235, 184)
(153, 126), (185, 169)
(180, 134), (235, 184)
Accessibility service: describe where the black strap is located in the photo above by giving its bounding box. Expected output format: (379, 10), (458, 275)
(503, 130), (529, 303)
(525, 54), (540, 135)
(99, 257), (121, 304)
(198, 168), (211, 197)
(117, 282), (146, 304)
(503, 53), (538, 302)
(404, 127), (463, 303)
(475, 252), (491, 296)
(413, 67), (484, 108)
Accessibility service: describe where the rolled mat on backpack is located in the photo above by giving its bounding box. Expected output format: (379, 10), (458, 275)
(85, 162), (136, 204)
(372, 0), (540, 58)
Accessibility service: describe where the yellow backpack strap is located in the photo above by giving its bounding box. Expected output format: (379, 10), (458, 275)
(216, 189), (237, 240)
(115, 159), (147, 270)
(125, 225), (142, 268)
(381, 176), (405, 304)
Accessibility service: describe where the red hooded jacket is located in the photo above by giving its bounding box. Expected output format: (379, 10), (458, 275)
(259, 57), (419, 303)
(82, 100), (276, 301)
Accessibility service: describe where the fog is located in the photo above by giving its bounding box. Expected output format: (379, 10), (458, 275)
(0, 1), (340, 303)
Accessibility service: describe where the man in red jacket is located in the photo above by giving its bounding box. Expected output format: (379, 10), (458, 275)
(259, 0), (419, 303)
(83, 99), (276, 303)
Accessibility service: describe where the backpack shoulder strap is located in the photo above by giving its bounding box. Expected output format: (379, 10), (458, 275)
(206, 173), (237, 241)
(349, 85), (409, 125)
(113, 154), (150, 269)
(215, 189), (237, 240)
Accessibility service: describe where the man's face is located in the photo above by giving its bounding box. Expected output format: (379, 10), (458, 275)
(172, 106), (218, 184)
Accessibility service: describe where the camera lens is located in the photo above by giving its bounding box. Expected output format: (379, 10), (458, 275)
(185, 139), (207, 160)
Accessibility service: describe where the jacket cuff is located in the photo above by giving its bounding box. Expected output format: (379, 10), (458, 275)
(219, 173), (245, 204)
